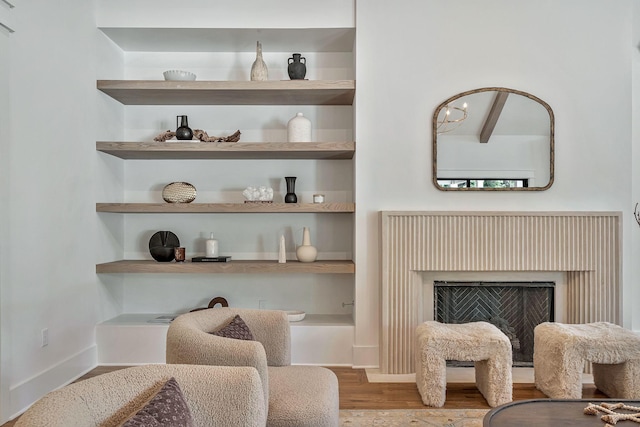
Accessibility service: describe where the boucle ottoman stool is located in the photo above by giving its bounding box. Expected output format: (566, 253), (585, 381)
(415, 321), (513, 407)
(534, 321), (640, 400)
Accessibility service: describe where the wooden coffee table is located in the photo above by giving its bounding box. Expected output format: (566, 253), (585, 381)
(483, 399), (640, 426)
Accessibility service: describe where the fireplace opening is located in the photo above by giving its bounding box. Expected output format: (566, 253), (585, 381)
(434, 281), (554, 367)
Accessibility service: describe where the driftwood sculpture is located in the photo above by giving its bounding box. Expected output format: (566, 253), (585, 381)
(154, 129), (241, 143)
(584, 402), (640, 426)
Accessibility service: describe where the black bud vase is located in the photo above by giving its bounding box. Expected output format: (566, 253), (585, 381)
(284, 176), (297, 203)
(287, 54), (307, 80)
(176, 115), (193, 140)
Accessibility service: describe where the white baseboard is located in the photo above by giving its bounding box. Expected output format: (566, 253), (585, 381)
(9, 345), (97, 419)
(365, 368), (416, 383)
(352, 345), (378, 368)
(365, 367), (595, 384)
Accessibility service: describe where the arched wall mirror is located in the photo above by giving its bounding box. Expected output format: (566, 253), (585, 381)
(432, 87), (554, 191)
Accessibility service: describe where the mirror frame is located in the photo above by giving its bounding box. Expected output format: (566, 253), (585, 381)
(432, 87), (555, 191)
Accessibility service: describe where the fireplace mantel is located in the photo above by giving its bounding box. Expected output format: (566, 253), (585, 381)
(380, 211), (621, 374)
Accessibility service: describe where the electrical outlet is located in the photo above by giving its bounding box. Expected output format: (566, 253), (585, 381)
(41, 328), (49, 347)
(259, 300), (267, 309)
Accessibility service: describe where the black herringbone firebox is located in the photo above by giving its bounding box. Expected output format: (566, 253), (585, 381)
(435, 281), (554, 366)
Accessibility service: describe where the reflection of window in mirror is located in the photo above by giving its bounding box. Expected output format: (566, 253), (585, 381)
(432, 87), (554, 191)
(437, 179), (528, 189)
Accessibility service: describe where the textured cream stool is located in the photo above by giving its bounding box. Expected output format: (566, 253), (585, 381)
(415, 321), (513, 407)
(534, 322), (640, 399)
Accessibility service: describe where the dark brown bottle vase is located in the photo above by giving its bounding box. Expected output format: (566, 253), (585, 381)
(288, 54), (307, 80)
(284, 176), (297, 203)
(176, 115), (193, 140)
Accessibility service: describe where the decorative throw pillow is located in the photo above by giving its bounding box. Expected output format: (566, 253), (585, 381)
(210, 314), (254, 340)
(122, 377), (194, 427)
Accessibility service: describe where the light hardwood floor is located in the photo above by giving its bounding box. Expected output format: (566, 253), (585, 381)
(1, 366), (607, 426)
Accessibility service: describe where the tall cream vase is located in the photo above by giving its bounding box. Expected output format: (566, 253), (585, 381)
(250, 41), (268, 81)
(296, 227), (317, 262)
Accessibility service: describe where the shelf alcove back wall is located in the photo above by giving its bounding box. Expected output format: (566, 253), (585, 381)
(117, 213), (353, 259)
(121, 159), (353, 202)
(122, 105), (353, 143)
(97, 274), (354, 315)
(121, 51), (355, 81)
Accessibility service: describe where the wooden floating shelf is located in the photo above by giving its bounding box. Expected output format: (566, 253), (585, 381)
(96, 202), (355, 213)
(99, 313), (354, 327)
(96, 141), (355, 160)
(96, 260), (355, 274)
(97, 80), (355, 105)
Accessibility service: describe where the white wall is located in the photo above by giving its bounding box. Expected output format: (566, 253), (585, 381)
(0, 8), (13, 421)
(634, 0), (640, 341)
(95, 0), (354, 29)
(353, 0), (635, 367)
(2, 0), (102, 420)
(95, 30), (126, 325)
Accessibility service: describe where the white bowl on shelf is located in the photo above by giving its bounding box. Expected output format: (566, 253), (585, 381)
(284, 310), (306, 322)
(163, 70), (197, 81)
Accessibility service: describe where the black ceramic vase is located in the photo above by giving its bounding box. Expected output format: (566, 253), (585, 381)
(149, 231), (180, 262)
(176, 115), (193, 140)
(287, 54), (307, 80)
(284, 176), (297, 203)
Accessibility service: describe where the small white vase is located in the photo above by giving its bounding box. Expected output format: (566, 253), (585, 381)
(278, 235), (287, 264)
(287, 112), (311, 142)
(250, 41), (268, 81)
(296, 227), (317, 263)
(205, 233), (219, 257)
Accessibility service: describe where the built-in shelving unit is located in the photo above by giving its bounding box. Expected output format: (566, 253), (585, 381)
(97, 80), (355, 105)
(96, 80), (356, 276)
(96, 259), (355, 274)
(94, 17), (356, 365)
(96, 141), (355, 160)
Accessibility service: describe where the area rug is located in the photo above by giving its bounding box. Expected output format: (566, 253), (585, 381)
(340, 409), (489, 426)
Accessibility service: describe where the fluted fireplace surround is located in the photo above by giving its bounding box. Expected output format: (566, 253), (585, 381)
(380, 211), (621, 374)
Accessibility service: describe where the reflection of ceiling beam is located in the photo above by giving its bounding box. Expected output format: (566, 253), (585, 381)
(480, 92), (509, 143)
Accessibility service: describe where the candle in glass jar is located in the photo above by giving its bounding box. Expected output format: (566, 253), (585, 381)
(313, 194), (325, 203)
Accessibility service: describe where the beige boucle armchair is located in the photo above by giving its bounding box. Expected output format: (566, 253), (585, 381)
(15, 364), (267, 427)
(167, 308), (340, 427)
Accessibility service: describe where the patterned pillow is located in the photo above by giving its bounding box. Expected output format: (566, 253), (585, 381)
(122, 377), (194, 427)
(210, 315), (254, 340)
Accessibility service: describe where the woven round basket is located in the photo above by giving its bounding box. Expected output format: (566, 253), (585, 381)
(162, 182), (197, 203)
